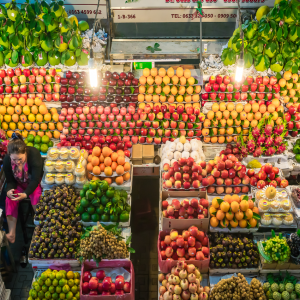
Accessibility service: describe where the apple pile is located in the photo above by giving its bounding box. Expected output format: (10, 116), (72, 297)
(59, 70), (139, 104)
(82, 270), (131, 296)
(220, 143), (247, 162)
(0, 67), (60, 102)
(285, 103), (300, 137)
(202, 153), (250, 195)
(158, 261), (210, 300)
(162, 198), (209, 220)
(242, 115), (287, 157)
(162, 157), (203, 190)
(202, 74), (280, 103)
(159, 227), (209, 262)
(247, 163), (289, 189)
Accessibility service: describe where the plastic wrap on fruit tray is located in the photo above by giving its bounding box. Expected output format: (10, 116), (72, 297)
(44, 160), (76, 173)
(257, 198), (293, 213)
(260, 213), (294, 226)
(47, 146), (81, 161)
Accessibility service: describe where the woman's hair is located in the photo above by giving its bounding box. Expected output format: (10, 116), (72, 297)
(8, 133), (27, 154)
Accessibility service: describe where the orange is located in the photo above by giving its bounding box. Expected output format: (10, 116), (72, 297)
(230, 219), (239, 228)
(91, 156), (100, 166)
(117, 156), (125, 166)
(25, 123), (32, 130)
(220, 219), (229, 228)
(0, 106), (6, 115)
(31, 105), (38, 115)
(14, 105), (22, 115)
(139, 86), (146, 94)
(104, 157), (112, 167)
(147, 76), (154, 85)
(88, 155), (93, 162)
(216, 210), (225, 221)
(40, 123), (47, 131)
(99, 154), (104, 163)
(7, 107), (14, 115)
(115, 176), (124, 186)
(44, 113), (51, 122)
(116, 165), (124, 175)
(56, 122), (63, 131)
(20, 114), (27, 122)
(87, 163), (93, 172)
(139, 76), (146, 85)
(111, 152), (118, 162)
(45, 131), (52, 139)
(23, 105), (30, 115)
(3, 98), (10, 107)
(92, 146), (101, 157)
(209, 206), (217, 215)
(238, 219), (247, 228)
(100, 163), (105, 172)
(39, 105), (48, 115)
(92, 166), (100, 175)
(34, 97), (42, 106)
(104, 166), (112, 176)
(210, 216), (219, 227)
(111, 161), (117, 172)
(12, 114), (19, 123)
(117, 150), (125, 157)
(48, 122), (55, 130)
(226, 211), (234, 221)
(231, 194), (240, 203)
(10, 97), (17, 106)
(245, 209), (253, 220)
(220, 201), (230, 212)
(249, 218), (257, 228)
(32, 123), (39, 130)
(27, 98), (34, 106)
(231, 201), (239, 213)
(102, 147), (112, 157)
(124, 162), (130, 172)
(240, 200), (249, 211)
(18, 97), (26, 106)
(36, 114), (43, 122)
(235, 210), (244, 221)
(123, 172), (130, 181)
(29, 130), (37, 137)
(223, 195), (232, 204)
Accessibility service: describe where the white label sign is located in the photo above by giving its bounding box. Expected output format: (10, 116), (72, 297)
(111, 0), (274, 8)
(113, 8), (237, 23)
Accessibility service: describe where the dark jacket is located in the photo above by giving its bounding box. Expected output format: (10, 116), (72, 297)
(3, 146), (43, 196)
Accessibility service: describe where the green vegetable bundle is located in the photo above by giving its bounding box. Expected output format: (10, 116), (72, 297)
(77, 180), (131, 224)
(221, 0), (300, 72)
(0, 0), (90, 67)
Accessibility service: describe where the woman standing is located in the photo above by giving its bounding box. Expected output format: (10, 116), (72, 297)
(3, 133), (43, 243)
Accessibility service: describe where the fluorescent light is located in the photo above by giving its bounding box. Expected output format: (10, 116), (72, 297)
(88, 52), (97, 87)
(235, 59), (244, 83)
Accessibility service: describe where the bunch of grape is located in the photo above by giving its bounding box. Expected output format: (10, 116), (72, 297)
(263, 236), (291, 262)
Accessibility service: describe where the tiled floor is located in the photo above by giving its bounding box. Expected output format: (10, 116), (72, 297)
(2, 176), (159, 300)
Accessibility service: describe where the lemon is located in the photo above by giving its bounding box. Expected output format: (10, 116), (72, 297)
(66, 292), (73, 300)
(75, 292), (80, 299)
(71, 286), (77, 294)
(41, 285), (48, 293)
(45, 279), (52, 287)
(68, 279), (74, 287)
(55, 286), (62, 294)
(49, 273), (56, 280)
(59, 279), (67, 287)
(74, 273), (80, 280)
(256, 6), (270, 21)
(62, 285), (70, 294)
(48, 286), (55, 294)
(56, 272), (62, 280)
(66, 272), (74, 280)
(60, 293), (66, 300)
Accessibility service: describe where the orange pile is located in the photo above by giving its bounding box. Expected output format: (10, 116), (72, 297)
(0, 96), (61, 139)
(209, 194), (259, 229)
(87, 146), (131, 185)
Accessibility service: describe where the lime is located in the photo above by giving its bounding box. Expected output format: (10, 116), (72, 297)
(87, 207), (95, 215)
(48, 286), (55, 294)
(86, 190), (94, 201)
(27, 142), (33, 147)
(27, 134), (34, 143)
(55, 286), (62, 294)
(61, 270), (67, 277)
(78, 20), (89, 31)
(68, 279), (74, 287)
(38, 291), (44, 299)
(91, 214), (100, 222)
(49, 273), (56, 280)
(80, 189), (86, 198)
(37, 278), (44, 286)
(62, 285), (70, 294)
(83, 182), (90, 192)
(80, 198), (89, 208)
(41, 135), (50, 144)
(41, 285), (48, 293)
(52, 292), (59, 299)
(45, 278), (52, 287)
(28, 297), (33, 300)
(48, 140), (54, 147)
(52, 279), (59, 287)
(30, 290), (37, 299)
(76, 205), (85, 214)
(74, 278), (80, 284)
(71, 286), (77, 294)
(34, 135), (41, 144)
(55, 273), (62, 280)
(40, 144), (49, 153)
(89, 180), (98, 191)
(34, 284), (41, 292)
(60, 293), (65, 300)
(59, 278), (67, 287)
(45, 291), (51, 299)
(34, 144), (41, 151)
(75, 292), (80, 299)
(81, 212), (90, 222)
(96, 205), (104, 215)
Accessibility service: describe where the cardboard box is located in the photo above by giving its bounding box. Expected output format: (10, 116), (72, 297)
(288, 262), (300, 269)
(276, 262), (290, 269)
(80, 260), (135, 300)
(142, 145), (154, 164)
(160, 191), (209, 232)
(132, 144), (142, 165)
(259, 254), (277, 269)
(158, 230), (210, 273)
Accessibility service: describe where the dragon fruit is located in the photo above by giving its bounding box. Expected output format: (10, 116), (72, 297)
(251, 127), (261, 138)
(265, 136), (274, 147)
(253, 146), (264, 157)
(0, 129), (6, 140)
(240, 146), (248, 157)
(274, 136), (283, 146)
(247, 140), (256, 153)
(265, 147), (276, 156)
(256, 134), (266, 146)
(265, 124), (273, 136)
(277, 144), (287, 154)
(274, 124), (284, 136)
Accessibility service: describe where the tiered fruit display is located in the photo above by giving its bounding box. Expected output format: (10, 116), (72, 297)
(264, 272), (299, 300)
(78, 224), (132, 261)
(208, 232), (259, 268)
(30, 185), (81, 259)
(210, 273), (266, 300)
(162, 157), (203, 190)
(285, 103), (300, 137)
(0, 68), (61, 101)
(158, 261), (210, 300)
(29, 269), (80, 300)
(209, 195), (260, 229)
(0, 1), (90, 67)
(82, 270), (131, 296)
(162, 198), (209, 220)
(221, 0), (300, 72)
(159, 227), (209, 262)
(86, 147), (131, 185)
(240, 115), (287, 157)
(203, 153), (250, 195)
(0, 96), (61, 139)
(278, 71), (300, 105)
(260, 231), (291, 263)
(139, 67), (201, 104)
(77, 179), (130, 223)
(202, 75), (282, 104)
(246, 163), (289, 189)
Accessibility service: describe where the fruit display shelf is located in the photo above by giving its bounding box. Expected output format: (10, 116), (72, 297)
(209, 225), (259, 233)
(80, 195), (131, 228)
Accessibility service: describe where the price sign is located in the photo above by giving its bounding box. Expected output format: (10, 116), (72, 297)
(113, 8), (237, 23)
(111, 0), (274, 8)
